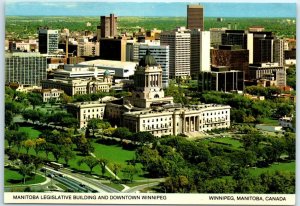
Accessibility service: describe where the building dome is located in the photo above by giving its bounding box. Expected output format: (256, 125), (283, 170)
(104, 69), (110, 76)
(139, 49), (157, 67)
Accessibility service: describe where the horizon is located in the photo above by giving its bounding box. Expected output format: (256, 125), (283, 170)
(5, 2), (297, 18)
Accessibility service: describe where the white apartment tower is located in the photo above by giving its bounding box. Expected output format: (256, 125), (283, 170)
(160, 27), (191, 78)
(139, 45), (170, 88)
(190, 29), (211, 79)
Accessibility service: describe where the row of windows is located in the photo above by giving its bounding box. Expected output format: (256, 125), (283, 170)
(149, 129), (172, 135)
(83, 108), (104, 113)
(143, 117), (172, 123)
(83, 114), (103, 120)
(143, 123), (172, 129)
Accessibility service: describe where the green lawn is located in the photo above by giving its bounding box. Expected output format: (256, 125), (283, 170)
(249, 161), (295, 176)
(92, 143), (136, 167)
(91, 142), (146, 180)
(18, 126), (41, 139)
(260, 118), (279, 126)
(4, 167), (46, 186)
(201, 137), (242, 149)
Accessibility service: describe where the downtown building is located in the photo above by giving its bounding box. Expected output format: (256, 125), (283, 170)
(190, 29), (211, 79)
(100, 14), (118, 38)
(221, 30), (254, 64)
(187, 4), (204, 31)
(67, 52), (231, 137)
(38, 28), (59, 54)
(99, 37), (127, 62)
(249, 62), (286, 87)
(273, 38), (284, 67)
(41, 65), (113, 96)
(160, 27), (191, 78)
(5, 52), (47, 86)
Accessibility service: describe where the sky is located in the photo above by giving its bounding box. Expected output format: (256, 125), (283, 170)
(5, 1), (297, 17)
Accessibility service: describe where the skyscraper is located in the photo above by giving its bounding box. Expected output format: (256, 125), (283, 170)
(100, 14), (118, 38)
(187, 5), (204, 31)
(250, 31), (274, 64)
(190, 29), (211, 79)
(160, 27), (191, 78)
(38, 28), (59, 54)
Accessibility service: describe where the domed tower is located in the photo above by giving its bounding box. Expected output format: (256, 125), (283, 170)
(127, 50), (173, 108)
(103, 69), (112, 83)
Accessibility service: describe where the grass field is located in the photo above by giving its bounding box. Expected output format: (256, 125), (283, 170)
(4, 167), (46, 186)
(18, 126), (41, 139)
(259, 118), (279, 126)
(92, 143), (136, 167)
(91, 142), (146, 180)
(249, 161), (295, 176)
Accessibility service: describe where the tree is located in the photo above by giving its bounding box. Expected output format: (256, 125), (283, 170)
(133, 131), (155, 144)
(113, 127), (132, 141)
(98, 158), (109, 177)
(31, 157), (44, 179)
(19, 163), (34, 184)
(5, 110), (14, 128)
(48, 97), (56, 107)
(50, 144), (63, 162)
(60, 93), (72, 104)
(23, 139), (36, 154)
(61, 147), (76, 165)
(122, 165), (140, 183)
(283, 132), (296, 159)
(203, 178), (236, 193)
(27, 92), (43, 109)
(77, 156), (98, 174)
(61, 116), (78, 128)
(111, 163), (122, 180)
(22, 109), (44, 124)
(87, 118), (110, 137)
(34, 138), (46, 155)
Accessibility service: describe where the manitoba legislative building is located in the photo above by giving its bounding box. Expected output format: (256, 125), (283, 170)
(67, 51), (231, 137)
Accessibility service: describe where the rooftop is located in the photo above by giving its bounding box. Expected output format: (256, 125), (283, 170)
(79, 59), (137, 68)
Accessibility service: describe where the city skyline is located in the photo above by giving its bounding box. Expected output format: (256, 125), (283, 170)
(5, 2), (296, 17)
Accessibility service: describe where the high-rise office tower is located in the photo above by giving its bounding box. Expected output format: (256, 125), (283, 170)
(187, 5), (204, 31)
(273, 38), (284, 67)
(250, 31), (274, 64)
(160, 27), (191, 78)
(221, 30), (254, 64)
(100, 14), (118, 38)
(190, 29), (211, 79)
(38, 28), (59, 54)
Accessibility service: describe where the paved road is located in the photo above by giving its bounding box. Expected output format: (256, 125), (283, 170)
(59, 168), (120, 193)
(122, 182), (161, 193)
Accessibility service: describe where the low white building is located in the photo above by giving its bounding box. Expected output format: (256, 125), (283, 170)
(39, 88), (64, 102)
(67, 101), (106, 129)
(78, 59), (137, 79)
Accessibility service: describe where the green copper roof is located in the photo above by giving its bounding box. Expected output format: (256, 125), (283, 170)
(139, 49), (157, 67)
(104, 69), (110, 76)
